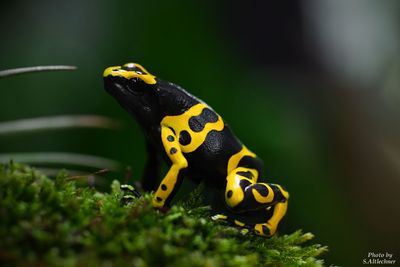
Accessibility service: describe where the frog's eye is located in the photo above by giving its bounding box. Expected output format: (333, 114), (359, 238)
(121, 63), (146, 75)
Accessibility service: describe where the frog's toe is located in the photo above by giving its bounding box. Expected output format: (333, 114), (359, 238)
(254, 223), (274, 237)
(211, 214), (228, 221)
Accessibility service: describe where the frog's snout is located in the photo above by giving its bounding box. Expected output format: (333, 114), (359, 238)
(103, 66), (119, 78)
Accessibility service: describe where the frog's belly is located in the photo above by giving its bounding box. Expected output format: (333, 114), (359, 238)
(183, 126), (243, 188)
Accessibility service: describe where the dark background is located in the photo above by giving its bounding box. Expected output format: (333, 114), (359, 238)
(1, 1), (399, 265)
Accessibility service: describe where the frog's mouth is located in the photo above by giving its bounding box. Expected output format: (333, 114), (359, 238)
(104, 74), (147, 98)
(104, 75), (154, 114)
(104, 75), (140, 110)
(104, 75), (130, 95)
(103, 75), (159, 125)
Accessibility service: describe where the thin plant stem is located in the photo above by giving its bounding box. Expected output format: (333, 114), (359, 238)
(0, 152), (121, 170)
(0, 115), (121, 135)
(0, 65), (77, 78)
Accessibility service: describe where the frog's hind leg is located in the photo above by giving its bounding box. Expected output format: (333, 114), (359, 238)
(224, 167), (289, 237)
(211, 202), (288, 237)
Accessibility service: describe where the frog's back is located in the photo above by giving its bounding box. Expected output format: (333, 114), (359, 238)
(184, 125), (244, 188)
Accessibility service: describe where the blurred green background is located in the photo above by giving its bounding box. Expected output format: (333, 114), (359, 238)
(1, 1), (399, 265)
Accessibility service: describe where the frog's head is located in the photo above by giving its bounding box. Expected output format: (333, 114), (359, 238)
(103, 63), (160, 126)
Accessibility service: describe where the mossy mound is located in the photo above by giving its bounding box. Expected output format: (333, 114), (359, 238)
(0, 163), (327, 266)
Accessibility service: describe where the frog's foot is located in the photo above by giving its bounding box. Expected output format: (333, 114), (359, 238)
(211, 215), (273, 237)
(213, 208), (287, 238)
(253, 222), (274, 237)
(211, 214), (254, 236)
(249, 201), (289, 237)
(120, 184), (142, 204)
(224, 221), (273, 237)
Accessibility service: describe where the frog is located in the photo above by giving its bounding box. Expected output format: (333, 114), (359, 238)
(103, 62), (289, 237)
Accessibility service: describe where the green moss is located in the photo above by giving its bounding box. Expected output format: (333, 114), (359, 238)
(0, 163), (327, 266)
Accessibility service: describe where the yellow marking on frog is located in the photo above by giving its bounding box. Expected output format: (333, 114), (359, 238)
(103, 62), (157, 85)
(251, 184), (274, 204)
(153, 126), (188, 208)
(277, 184), (289, 199)
(247, 168), (258, 180)
(254, 223), (267, 236)
(234, 220), (245, 227)
(227, 146), (256, 177)
(267, 201), (288, 234)
(211, 214), (228, 221)
(161, 103), (224, 153)
(254, 200), (288, 237)
(225, 167), (272, 208)
(234, 166), (259, 181)
(225, 171), (251, 208)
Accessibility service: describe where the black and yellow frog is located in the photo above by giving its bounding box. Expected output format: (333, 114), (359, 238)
(103, 63), (289, 237)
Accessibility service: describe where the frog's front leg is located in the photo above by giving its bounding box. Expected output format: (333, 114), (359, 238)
(224, 167), (289, 237)
(153, 125), (188, 208)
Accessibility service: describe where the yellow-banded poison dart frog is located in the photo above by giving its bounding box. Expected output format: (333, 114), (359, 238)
(103, 62), (289, 237)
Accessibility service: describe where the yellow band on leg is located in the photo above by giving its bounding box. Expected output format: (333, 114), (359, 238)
(153, 126), (188, 208)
